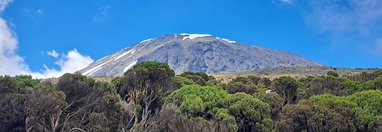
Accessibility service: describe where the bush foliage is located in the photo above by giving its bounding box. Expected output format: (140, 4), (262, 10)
(0, 62), (381, 132)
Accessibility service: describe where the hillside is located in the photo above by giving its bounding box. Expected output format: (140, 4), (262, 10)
(78, 34), (322, 76)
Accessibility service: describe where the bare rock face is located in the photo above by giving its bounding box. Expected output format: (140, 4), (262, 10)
(78, 34), (322, 77)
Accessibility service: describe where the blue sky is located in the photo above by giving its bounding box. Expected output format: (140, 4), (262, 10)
(0, 0), (381, 77)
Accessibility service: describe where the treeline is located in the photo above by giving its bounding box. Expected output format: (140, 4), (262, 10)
(0, 62), (382, 132)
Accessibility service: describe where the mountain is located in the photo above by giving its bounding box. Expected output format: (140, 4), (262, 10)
(78, 34), (322, 77)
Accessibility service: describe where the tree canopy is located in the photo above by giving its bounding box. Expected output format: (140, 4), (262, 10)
(0, 62), (381, 132)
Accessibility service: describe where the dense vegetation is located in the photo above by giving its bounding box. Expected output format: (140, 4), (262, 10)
(1, 62), (382, 132)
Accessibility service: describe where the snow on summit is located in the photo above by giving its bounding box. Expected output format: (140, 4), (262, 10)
(216, 37), (237, 43)
(181, 33), (212, 40)
(140, 38), (152, 43)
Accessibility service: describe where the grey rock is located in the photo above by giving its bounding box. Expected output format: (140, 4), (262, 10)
(78, 34), (322, 77)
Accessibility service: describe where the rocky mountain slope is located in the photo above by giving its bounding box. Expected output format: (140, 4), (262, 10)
(78, 34), (322, 76)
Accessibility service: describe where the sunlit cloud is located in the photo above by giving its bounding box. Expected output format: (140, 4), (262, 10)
(32, 49), (94, 78)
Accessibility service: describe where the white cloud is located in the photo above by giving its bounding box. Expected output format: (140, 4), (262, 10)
(47, 50), (59, 58)
(0, 0), (29, 75)
(0, 15), (30, 75)
(31, 49), (94, 78)
(0, 1), (94, 78)
(0, 0), (13, 12)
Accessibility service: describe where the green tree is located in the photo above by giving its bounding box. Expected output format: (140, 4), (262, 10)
(306, 76), (358, 96)
(57, 73), (121, 131)
(0, 76), (18, 95)
(180, 72), (210, 86)
(228, 93), (272, 132)
(346, 90), (382, 131)
(231, 76), (271, 88)
(225, 82), (256, 94)
(180, 95), (205, 115)
(346, 70), (382, 83)
(277, 100), (355, 132)
(172, 75), (196, 88)
(0, 94), (25, 131)
(231, 77), (253, 85)
(88, 112), (110, 132)
(362, 76), (382, 91)
(0, 76), (25, 131)
(327, 71), (339, 77)
(166, 85), (272, 132)
(14, 75), (39, 91)
(119, 62), (176, 131)
(254, 91), (282, 120)
(25, 83), (66, 131)
(272, 77), (298, 105)
(147, 104), (233, 132)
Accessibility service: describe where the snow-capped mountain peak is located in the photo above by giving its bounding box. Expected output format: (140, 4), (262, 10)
(78, 34), (322, 77)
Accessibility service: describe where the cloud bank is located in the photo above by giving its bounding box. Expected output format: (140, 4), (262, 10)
(0, 0), (94, 78)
